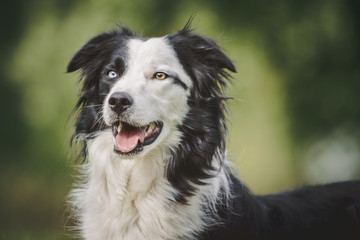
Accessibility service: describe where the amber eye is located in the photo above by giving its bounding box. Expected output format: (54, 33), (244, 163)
(154, 72), (168, 80)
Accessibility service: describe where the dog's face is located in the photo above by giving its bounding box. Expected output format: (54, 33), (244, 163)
(68, 26), (235, 199)
(69, 33), (193, 156)
(101, 38), (193, 155)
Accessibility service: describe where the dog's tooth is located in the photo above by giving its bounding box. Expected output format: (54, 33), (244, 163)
(146, 123), (156, 135)
(146, 125), (153, 134)
(118, 121), (123, 132)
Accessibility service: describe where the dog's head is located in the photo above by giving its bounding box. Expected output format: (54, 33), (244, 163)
(68, 24), (235, 201)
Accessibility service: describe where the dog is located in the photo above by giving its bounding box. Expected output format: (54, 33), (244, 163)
(67, 22), (360, 240)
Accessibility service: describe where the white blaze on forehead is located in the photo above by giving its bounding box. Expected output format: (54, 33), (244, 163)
(126, 37), (192, 88)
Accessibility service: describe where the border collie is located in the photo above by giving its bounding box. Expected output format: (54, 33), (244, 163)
(67, 22), (360, 240)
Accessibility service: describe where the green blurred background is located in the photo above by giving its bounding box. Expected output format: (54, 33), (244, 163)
(1, 0), (360, 239)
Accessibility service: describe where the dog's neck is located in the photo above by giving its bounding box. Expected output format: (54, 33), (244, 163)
(84, 130), (174, 204)
(71, 130), (230, 240)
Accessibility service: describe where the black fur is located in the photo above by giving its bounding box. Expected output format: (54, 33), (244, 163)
(200, 179), (360, 240)
(68, 24), (360, 239)
(166, 25), (236, 202)
(68, 28), (134, 137)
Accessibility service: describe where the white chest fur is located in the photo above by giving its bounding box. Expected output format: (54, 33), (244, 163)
(69, 131), (229, 240)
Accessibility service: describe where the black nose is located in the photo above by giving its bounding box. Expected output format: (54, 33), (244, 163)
(108, 92), (133, 114)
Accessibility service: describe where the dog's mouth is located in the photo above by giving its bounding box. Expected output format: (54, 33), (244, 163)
(112, 121), (163, 155)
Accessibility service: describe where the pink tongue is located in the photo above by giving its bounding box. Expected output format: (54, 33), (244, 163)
(115, 127), (146, 153)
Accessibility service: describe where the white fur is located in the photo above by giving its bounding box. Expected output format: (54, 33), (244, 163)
(70, 37), (231, 240)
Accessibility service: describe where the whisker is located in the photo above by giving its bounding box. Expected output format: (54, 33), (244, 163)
(83, 104), (103, 108)
(91, 107), (107, 130)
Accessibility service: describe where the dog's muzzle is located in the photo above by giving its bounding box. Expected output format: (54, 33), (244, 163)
(107, 91), (163, 155)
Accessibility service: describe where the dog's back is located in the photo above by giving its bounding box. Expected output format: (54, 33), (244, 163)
(259, 181), (360, 239)
(200, 179), (360, 240)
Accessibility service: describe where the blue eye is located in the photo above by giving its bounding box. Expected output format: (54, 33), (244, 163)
(107, 70), (118, 79)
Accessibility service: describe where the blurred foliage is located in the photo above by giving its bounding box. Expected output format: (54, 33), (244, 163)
(1, 0), (359, 239)
(209, 0), (360, 141)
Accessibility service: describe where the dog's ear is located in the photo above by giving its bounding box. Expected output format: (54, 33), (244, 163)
(67, 28), (134, 73)
(167, 26), (236, 99)
(182, 32), (236, 73)
(67, 33), (114, 73)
